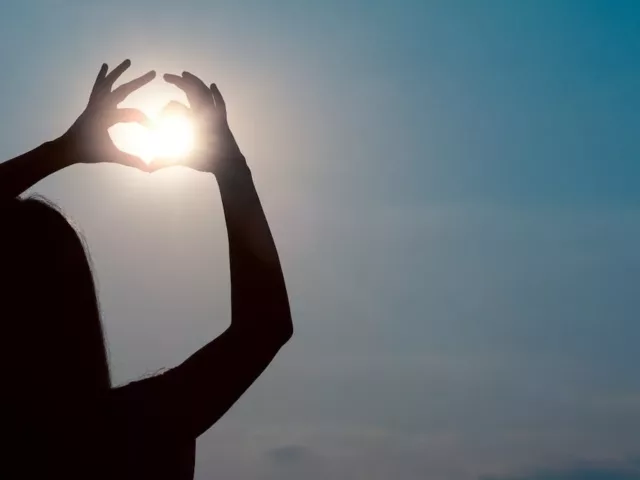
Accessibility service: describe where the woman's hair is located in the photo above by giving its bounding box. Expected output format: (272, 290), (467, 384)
(1, 196), (110, 401)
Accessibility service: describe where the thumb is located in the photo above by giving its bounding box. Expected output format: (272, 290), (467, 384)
(110, 108), (152, 128)
(113, 150), (150, 172)
(160, 100), (191, 117)
(148, 157), (179, 172)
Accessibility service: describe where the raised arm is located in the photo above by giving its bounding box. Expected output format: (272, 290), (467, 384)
(0, 139), (71, 201)
(0, 60), (154, 201)
(134, 72), (293, 440)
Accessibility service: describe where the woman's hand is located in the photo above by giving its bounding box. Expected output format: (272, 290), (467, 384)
(150, 72), (246, 175)
(59, 59), (155, 170)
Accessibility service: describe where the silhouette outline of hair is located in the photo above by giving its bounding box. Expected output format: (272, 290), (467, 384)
(1, 196), (110, 399)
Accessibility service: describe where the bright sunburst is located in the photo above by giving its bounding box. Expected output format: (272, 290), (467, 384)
(110, 112), (195, 163)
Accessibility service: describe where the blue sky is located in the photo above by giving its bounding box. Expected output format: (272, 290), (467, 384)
(1, 1), (639, 479)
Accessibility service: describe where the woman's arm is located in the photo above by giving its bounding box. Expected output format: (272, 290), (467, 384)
(0, 139), (71, 201)
(137, 166), (292, 440)
(128, 73), (292, 441)
(217, 165), (293, 342)
(0, 60), (153, 201)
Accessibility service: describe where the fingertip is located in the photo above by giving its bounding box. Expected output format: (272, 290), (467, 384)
(161, 100), (190, 116)
(210, 83), (225, 108)
(211, 83), (223, 95)
(115, 59), (132, 72)
(148, 160), (164, 173)
(133, 158), (151, 172)
(150, 157), (179, 172)
(136, 115), (153, 129)
(183, 71), (203, 83)
(97, 63), (108, 79)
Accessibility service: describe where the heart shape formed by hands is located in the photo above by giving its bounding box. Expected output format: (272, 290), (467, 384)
(69, 60), (244, 174)
(109, 104), (195, 164)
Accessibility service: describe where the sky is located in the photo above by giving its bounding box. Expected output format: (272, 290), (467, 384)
(1, 1), (639, 479)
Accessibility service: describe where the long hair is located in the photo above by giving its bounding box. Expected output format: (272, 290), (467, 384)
(1, 196), (110, 400)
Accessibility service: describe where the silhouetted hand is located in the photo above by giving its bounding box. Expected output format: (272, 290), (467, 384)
(150, 72), (245, 175)
(60, 60), (155, 170)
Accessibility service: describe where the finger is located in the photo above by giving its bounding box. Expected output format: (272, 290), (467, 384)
(114, 151), (150, 172)
(210, 83), (226, 115)
(89, 63), (109, 100)
(163, 73), (197, 103)
(160, 100), (191, 117)
(164, 72), (213, 109)
(148, 157), (179, 172)
(110, 108), (152, 127)
(103, 59), (132, 90)
(96, 63), (109, 82)
(182, 71), (211, 95)
(110, 70), (156, 104)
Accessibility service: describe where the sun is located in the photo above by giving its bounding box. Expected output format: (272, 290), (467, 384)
(147, 114), (194, 161)
(109, 112), (195, 163)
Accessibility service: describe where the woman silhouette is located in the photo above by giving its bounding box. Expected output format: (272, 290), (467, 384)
(0, 60), (293, 480)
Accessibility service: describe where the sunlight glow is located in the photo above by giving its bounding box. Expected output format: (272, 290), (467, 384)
(110, 112), (195, 163)
(148, 114), (195, 161)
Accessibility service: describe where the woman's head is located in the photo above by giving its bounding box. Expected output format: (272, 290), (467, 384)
(1, 197), (110, 400)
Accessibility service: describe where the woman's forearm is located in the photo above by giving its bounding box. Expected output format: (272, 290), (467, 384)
(1, 60), (155, 202)
(0, 138), (71, 201)
(216, 164), (293, 342)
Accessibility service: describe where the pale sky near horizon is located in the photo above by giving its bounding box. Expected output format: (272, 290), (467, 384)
(1, 1), (639, 479)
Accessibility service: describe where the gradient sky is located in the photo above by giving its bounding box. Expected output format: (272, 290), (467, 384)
(1, 1), (639, 479)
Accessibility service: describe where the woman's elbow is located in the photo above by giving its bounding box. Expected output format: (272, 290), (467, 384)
(279, 321), (293, 345)
(271, 316), (293, 347)
(245, 315), (292, 348)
